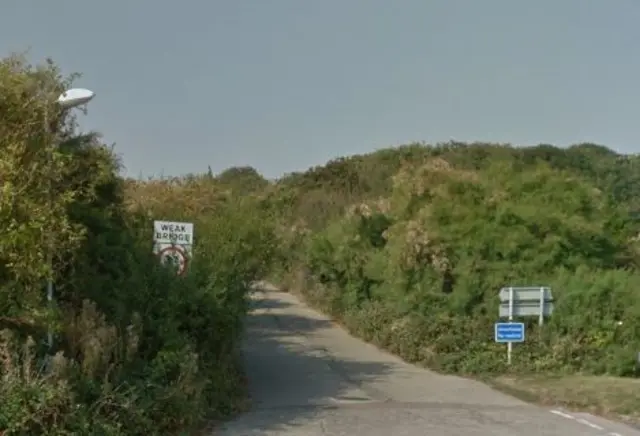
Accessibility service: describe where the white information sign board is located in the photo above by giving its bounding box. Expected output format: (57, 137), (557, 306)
(154, 221), (194, 244)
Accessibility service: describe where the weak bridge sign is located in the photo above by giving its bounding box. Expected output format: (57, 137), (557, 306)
(153, 220), (194, 276)
(154, 221), (194, 244)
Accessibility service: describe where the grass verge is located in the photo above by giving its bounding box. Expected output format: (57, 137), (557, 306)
(198, 353), (252, 435)
(488, 374), (640, 426)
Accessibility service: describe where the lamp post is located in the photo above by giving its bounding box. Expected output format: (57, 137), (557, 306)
(46, 88), (95, 351)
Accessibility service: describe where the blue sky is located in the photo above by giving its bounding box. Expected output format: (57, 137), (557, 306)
(2, 0), (639, 179)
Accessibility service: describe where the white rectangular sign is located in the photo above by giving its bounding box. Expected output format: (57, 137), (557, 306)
(498, 286), (554, 326)
(153, 220), (194, 244)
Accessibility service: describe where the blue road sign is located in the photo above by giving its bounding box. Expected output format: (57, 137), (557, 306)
(494, 322), (525, 343)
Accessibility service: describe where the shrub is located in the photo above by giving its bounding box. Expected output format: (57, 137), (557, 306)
(265, 141), (640, 378)
(0, 54), (273, 435)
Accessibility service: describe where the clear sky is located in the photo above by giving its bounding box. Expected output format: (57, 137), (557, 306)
(2, 0), (639, 179)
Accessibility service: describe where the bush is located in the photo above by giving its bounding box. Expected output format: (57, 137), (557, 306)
(0, 55), (273, 435)
(265, 141), (640, 378)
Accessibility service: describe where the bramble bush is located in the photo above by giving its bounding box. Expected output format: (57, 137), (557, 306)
(265, 142), (640, 378)
(0, 55), (274, 435)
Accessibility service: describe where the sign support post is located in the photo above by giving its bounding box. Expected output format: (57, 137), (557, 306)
(507, 286), (513, 365)
(538, 286), (545, 326)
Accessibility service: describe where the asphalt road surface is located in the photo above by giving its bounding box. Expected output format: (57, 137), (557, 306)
(217, 288), (640, 436)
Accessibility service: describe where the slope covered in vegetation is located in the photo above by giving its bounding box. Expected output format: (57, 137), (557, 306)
(0, 56), (273, 435)
(265, 142), (640, 379)
(5, 52), (640, 432)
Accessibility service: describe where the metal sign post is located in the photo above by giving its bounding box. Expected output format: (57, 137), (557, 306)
(507, 286), (515, 365)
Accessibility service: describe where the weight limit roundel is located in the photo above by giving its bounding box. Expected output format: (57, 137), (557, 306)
(158, 245), (188, 276)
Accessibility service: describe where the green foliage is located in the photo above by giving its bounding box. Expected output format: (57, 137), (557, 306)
(7, 49), (640, 434)
(0, 55), (273, 434)
(214, 165), (270, 195)
(265, 141), (640, 378)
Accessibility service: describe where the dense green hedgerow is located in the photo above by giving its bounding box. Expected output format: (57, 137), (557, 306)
(0, 55), (274, 434)
(265, 142), (640, 377)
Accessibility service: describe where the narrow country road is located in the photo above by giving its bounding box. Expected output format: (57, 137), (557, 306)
(217, 288), (640, 436)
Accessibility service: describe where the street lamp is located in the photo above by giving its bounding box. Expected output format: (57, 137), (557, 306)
(46, 87), (95, 351)
(57, 88), (95, 109)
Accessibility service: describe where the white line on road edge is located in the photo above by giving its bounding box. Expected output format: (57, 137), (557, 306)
(550, 410), (575, 420)
(550, 410), (623, 435)
(576, 418), (604, 430)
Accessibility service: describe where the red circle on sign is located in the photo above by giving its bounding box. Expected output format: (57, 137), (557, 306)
(158, 245), (188, 276)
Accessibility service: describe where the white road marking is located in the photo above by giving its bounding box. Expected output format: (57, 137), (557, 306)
(550, 409), (575, 420)
(550, 409), (623, 435)
(576, 418), (604, 430)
